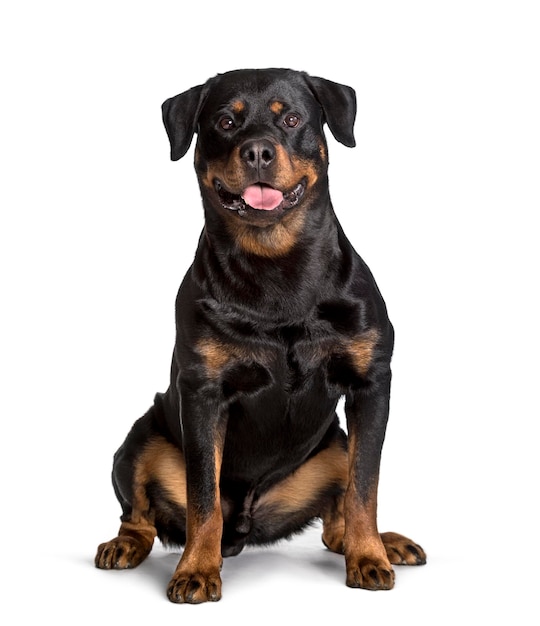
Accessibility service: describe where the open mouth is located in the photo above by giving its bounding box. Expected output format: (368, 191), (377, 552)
(214, 180), (306, 214)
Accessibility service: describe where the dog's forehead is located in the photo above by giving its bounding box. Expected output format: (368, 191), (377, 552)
(204, 69), (316, 113)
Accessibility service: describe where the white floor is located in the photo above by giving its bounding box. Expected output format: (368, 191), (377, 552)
(10, 517), (534, 624)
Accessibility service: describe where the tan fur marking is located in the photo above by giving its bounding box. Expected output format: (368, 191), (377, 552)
(344, 482), (382, 557)
(231, 100), (244, 114)
(179, 509), (223, 575)
(270, 100), (284, 114)
(342, 431), (391, 581)
(322, 491), (346, 554)
(197, 338), (231, 378)
(255, 440), (347, 513)
(205, 145), (318, 198)
(139, 437), (187, 507)
(96, 438), (184, 570)
(230, 205), (308, 258)
(291, 330), (380, 377)
(346, 329), (379, 376)
(201, 142), (321, 257)
(174, 444), (224, 575)
(213, 441), (224, 496)
(130, 450), (154, 526)
(197, 337), (271, 377)
(272, 145), (319, 189)
(116, 519), (157, 545)
(200, 146), (244, 190)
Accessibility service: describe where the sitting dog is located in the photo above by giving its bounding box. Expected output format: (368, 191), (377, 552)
(95, 68), (426, 604)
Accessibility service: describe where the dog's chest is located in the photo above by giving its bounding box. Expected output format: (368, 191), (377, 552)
(194, 302), (378, 481)
(197, 312), (377, 399)
(219, 331), (342, 479)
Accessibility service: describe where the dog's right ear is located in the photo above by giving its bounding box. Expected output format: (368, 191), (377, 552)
(162, 84), (209, 161)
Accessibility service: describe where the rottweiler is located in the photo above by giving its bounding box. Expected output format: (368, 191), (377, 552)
(95, 68), (426, 604)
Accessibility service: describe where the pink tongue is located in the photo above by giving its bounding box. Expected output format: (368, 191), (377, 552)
(242, 184), (284, 211)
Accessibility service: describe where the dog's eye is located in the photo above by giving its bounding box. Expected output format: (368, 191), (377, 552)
(284, 114), (300, 128)
(219, 116), (236, 131)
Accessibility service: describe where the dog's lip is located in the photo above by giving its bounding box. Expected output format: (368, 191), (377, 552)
(214, 179), (306, 213)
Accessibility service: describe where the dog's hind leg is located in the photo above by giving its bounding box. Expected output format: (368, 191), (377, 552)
(95, 516), (156, 570)
(95, 409), (183, 570)
(95, 448), (155, 569)
(247, 436), (349, 546)
(248, 432), (426, 571)
(322, 496), (426, 565)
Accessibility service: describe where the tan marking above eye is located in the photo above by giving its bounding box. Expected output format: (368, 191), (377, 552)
(231, 100), (245, 114)
(270, 101), (284, 114)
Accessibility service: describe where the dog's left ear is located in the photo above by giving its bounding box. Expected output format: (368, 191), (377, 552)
(162, 83), (209, 161)
(306, 76), (357, 148)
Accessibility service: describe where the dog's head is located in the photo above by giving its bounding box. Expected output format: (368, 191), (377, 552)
(162, 69), (356, 254)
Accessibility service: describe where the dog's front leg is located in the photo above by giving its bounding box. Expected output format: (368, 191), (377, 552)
(167, 386), (225, 604)
(344, 372), (395, 590)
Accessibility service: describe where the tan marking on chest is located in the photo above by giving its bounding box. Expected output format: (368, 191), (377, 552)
(345, 329), (380, 376)
(197, 338), (270, 378)
(197, 338), (232, 378)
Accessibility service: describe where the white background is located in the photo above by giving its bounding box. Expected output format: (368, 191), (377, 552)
(1, 1), (539, 623)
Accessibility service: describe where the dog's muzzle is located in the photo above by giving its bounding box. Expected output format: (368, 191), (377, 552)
(214, 179), (306, 215)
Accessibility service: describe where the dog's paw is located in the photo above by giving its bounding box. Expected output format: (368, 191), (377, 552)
(167, 569), (222, 604)
(381, 531), (427, 566)
(345, 556), (395, 590)
(321, 528), (344, 554)
(94, 536), (150, 570)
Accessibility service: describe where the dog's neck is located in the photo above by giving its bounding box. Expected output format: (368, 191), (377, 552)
(193, 195), (347, 318)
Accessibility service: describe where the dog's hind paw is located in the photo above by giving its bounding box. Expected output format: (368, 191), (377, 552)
(95, 535), (151, 570)
(381, 531), (427, 566)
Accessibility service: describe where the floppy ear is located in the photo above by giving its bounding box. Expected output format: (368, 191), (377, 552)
(305, 76), (357, 147)
(162, 83), (209, 161)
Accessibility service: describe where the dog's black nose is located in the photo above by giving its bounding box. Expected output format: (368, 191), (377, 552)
(240, 139), (276, 170)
